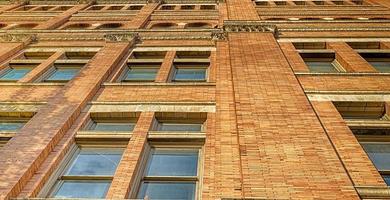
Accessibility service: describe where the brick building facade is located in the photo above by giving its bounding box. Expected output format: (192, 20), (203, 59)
(0, 0), (390, 199)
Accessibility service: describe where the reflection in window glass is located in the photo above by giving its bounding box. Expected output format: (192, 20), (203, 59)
(174, 68), (206, 81)
(369, 61), (390, 73)
(0, 122), (25, 131)
(138, 182), (196, 200)
(93, 122), (135, 132)
(0, 68), (31, 81)
(305, 61), (339, 73)
(361, 143), (390, 171)
(51, 181), (110, 198)
(125, 68), (158, 81)
(45, 68), (80, 82)
(146, 149), (198, 176)
(66, 151), (122, 176)
(159, 123), (202, 132)
(383, 175), (390, 185)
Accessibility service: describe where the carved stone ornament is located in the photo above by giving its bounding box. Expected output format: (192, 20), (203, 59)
(211, 29), (227, 41)
(223, 21), (278, 37)
(10, 0), (30, 4)
(77, 0), (96, 5)
(104, 33), (139, 42)
(0, 34), (37, 44)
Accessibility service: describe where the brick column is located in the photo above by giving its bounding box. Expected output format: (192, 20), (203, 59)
(226, 32), (359, 199)
(123, 3), (160, 29)
(155, 51), (175, 83)
(18, 51), (65, 83)
(312, 101), (386, 187)
(105, 112), (155, 199)
(34, 4), (91, 30)
(0, 38), (134, 199)
(226, 0), (259, 20)
(328, 42), (377, 72)
(279, 42), (310, 72)
(213, 40), (243, 199)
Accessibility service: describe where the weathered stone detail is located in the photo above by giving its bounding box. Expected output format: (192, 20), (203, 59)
(223, 21), (278, 36)
(211, 29), (227, 41)
(77, 0), (96, 4)
(356, 186), (390, 199)
(104, 33), (139, 42)
(9, 0), (29, 5)
(0, 34), (37, 44)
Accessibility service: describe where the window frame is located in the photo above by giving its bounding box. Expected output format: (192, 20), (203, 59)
(0, 66), (33, 81)
(132, 144), (203, 200)
(359, 141), (390, 183)
(121, 65), (160, 82)
(42, 145), (124, 198)
(43, 65), (82, 83)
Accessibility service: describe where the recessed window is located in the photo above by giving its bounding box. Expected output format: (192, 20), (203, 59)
(173, 67), (207, 82)
(123, 64), (160, 82)
(274, 1), (288, 6)
(332, 1), (344, 5)
(153, 112), (206, 132)
(43, 64), (82, 82)
(359, 53), (390, 73)
(293, 1), (307, 5)
(107, 6), (123, 10)
(158, 123), (203, 132)
(200, 5), (215, 10)
(128, 5), (143, 10)
(181, 5), (195, 10)
(136, 148), (199, 200)
(313, 1), (325, 5)
(185, 22), (212, 29)
(347, 42), (380, 50)
(87, 5), (104, 10)
(300, 53), (341, 73)
(11, 23), (38, 30)
(47, 148), (123, 198)
(150, 23), (177, 29)
(53, 6), (72, 11)
(255, 1), (269, 6)
(0, 67), (32, 81)
(160, 5), (175, 10)
(0, 121), (25, 131)
(293, 42), (326, 50)
(333, 101), (386, 120)
(96, 23), (123, 29)
(91, 122), (135, 132)
(64, 23), (91, 30)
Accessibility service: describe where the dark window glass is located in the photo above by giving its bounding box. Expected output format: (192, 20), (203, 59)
(174, 68), (206, 81)
(305, 61), (339, 73)
(93, 122), (135, 132)
(45, 68), (80, 82)
(369, 61), (390, 73)
(159, 123), (202, 132)
(361, 143), (390, 171)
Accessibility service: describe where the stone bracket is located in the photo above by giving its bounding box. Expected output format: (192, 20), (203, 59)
(223, 20), (279, 37)
(104, 33), (140, 43)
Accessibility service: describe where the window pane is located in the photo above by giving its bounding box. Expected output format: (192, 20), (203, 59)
(305, 62), (338, 73)
(93, 122), (135, 132)
(51, 181), (110, 198)
(125, 68), (158, 81)
(0, 68), (31, 80)
(369, 61), (390, 72)
(66, 150), (122, 176)
(46, 68), (80, 81)
(146, 149), (198, 176)
(0, 122), (25, 131)
(174, 68), (206, 81)
(383, 175), (390, 186)
(159, 123), (202, 132)
(361, 143), (390, 171)
(138, 182), (195, 200)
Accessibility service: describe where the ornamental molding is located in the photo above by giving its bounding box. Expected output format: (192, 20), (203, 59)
(0, 33), (37, 44)
(223, 21), (279, 36)
(356, 186), (390, 199)
(211, 29), (227, 41)
(10, 0), (30, 4)
(104, 33), (139, 42)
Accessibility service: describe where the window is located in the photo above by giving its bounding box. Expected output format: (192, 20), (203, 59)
(274, 1), (287, 6)
(160, 5), (175, 10)
(87, 119), (135, 132)
(96, 23), (123, 29)
(313, 1), (325, 5)
(255, 1), (269, 6)
(64, 23), (91, 30)
(153, 112), (206, 132)
(107, 6), (123, 10)
(359, 53), (390, 73)
(293, 1), (307, 5)
(0, 66), (32, 81)
(181, 5), (195, 10)
(0, 121), (25, 131)
(333, 102), (387, 120)
(43, 64), (82, 82)
(47, 148), (123, 198)
(300, 53), (342, 73)
(200, 5), (215, 10)
(124, 66), (159, 82)
(128, 5), (143, 10)
(136, 148), (200, 200)
(158, 123), (203, 132)
(151, 23), (177, 29)
(173, 67), (207, 82)
(87, 5), (104, 10)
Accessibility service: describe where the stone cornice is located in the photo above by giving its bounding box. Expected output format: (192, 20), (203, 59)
(356, 186), (390, 199)
(0, 33), (37, 44)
